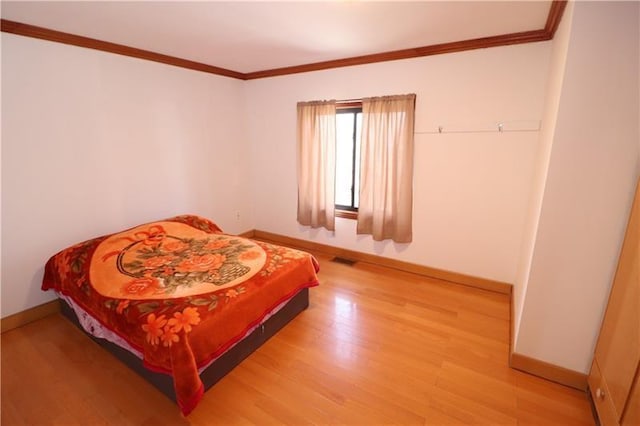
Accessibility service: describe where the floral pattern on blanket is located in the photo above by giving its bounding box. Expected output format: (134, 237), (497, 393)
(91, 222), (266, 299)
(41, 215), (320, 416)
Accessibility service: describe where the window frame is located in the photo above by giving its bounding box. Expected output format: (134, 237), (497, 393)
(335, 102), (362, 219)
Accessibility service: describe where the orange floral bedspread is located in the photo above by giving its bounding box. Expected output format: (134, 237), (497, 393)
(42, 215), (320, 415)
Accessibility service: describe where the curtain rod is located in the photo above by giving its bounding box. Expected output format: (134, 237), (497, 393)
(336, 94), (415, 104)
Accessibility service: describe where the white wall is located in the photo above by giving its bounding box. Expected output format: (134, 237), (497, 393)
(513, 1), (574, 347)
(246, 43), (551, 284)
(1, 34), (253, 317)
(515, 1), (640, 373)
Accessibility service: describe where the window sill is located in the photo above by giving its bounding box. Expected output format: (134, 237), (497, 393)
(336, 209), (358, 220)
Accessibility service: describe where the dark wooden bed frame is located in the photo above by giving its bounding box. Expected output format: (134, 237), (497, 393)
(59, 288), (309, 403)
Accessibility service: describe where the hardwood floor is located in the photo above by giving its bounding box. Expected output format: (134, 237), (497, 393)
(1, 252), (594, 425)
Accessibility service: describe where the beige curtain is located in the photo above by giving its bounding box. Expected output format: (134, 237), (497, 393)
(296, 100), (337, 231)
(357, 94), (416, 243)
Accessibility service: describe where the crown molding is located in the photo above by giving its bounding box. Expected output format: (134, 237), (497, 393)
(244, 29), (550, 80)
(1, 1), (567, 80)
(0, 19), (245, 80)
(545, 0), (569, 36)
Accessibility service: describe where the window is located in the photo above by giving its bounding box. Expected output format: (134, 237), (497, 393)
(335, 106), (362, 214)
(297, 94), (415, 242)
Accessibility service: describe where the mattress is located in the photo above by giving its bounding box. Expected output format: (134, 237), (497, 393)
(42, 214), (320, 414)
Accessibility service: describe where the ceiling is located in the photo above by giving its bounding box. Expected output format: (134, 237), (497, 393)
(1, 1), (554, 76)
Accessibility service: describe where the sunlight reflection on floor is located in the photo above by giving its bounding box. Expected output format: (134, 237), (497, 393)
(332, 294), (359, 363)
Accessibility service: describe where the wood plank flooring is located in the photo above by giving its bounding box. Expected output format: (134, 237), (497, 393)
(1, 252), (594, 425)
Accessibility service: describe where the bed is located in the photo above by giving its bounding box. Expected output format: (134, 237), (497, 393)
(42, 214), (320, 415)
